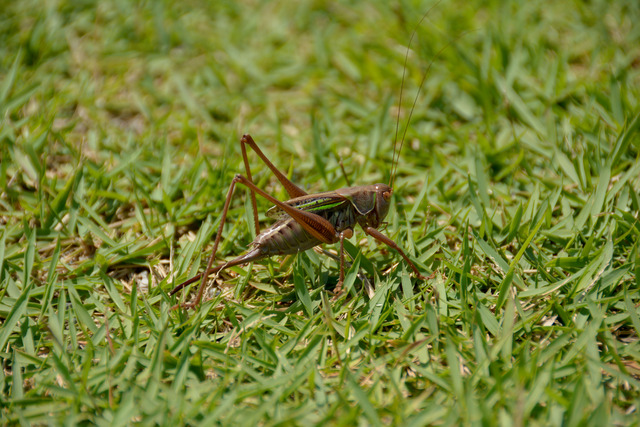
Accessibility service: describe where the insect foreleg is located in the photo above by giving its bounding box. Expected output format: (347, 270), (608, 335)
(362, 226), (428, 281)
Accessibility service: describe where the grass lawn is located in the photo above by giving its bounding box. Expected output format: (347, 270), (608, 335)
(1, 0), (640, 424)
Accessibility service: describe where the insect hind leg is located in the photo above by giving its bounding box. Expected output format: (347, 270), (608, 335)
(241, 135), (307, 198)
(171, 174), (242, 309)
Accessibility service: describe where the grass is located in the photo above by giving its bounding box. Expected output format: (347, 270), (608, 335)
(1, 0), (640, 424)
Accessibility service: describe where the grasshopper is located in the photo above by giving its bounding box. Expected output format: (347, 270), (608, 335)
(170, 16), (437, 309)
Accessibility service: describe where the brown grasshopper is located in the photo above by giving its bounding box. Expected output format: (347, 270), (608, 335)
(169, 13), (442, 309)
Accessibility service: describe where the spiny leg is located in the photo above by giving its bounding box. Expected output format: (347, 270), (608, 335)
(240, 134), (308, 236)
(239, 136), (260, 236)
(363, 226), (429, 281)
(171, 176), (241, 310)
(241, 135), (307, 198)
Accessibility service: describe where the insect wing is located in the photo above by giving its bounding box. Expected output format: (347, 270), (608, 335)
(266, 194), (348, 219)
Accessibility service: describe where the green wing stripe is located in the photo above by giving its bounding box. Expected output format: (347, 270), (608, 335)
(266, 196), (347, 219)
(303, 200), (345, 212)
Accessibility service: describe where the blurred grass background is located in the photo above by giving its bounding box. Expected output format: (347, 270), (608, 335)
(1, 0), (640, 424)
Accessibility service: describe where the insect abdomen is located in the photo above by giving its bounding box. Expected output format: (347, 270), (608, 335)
(253, 204), (358, 256)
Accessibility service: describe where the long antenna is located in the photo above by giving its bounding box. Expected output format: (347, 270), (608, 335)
(390, 2), (473, 189)
(390, 2), (441, 189)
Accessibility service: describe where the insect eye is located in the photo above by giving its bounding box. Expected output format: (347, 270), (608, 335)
(383, 191), (392, 202)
